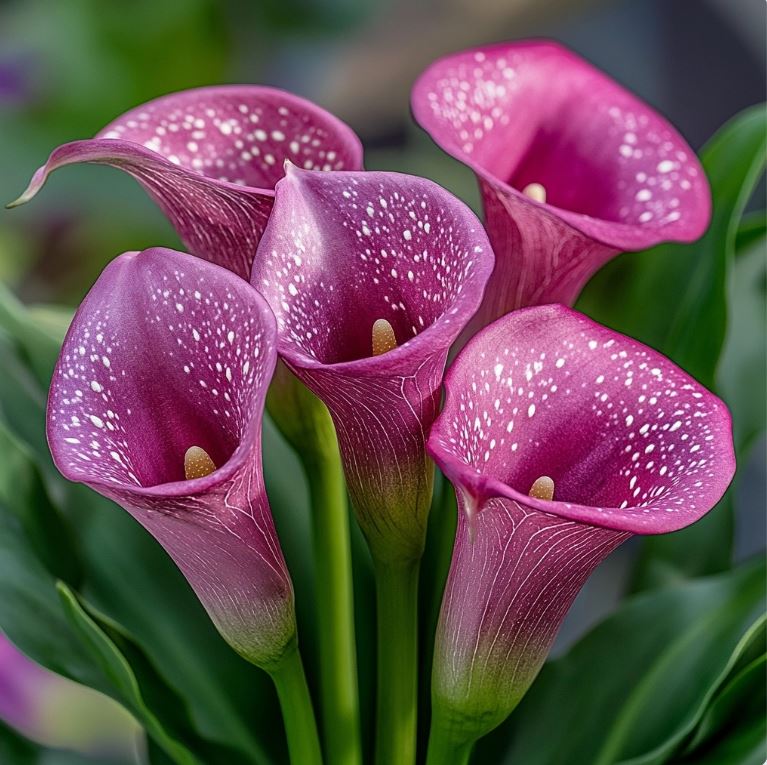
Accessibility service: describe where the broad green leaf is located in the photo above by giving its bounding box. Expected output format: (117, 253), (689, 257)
(659, 107), (765, 386)
(0, 281), (63, 387)
(672, 724), (766, 765)
(671, 647), (766, 765)
(0, 330), (51, 458)
(619, 615), (766, 765)
(0, 721), (101, 765)
(682, 652), (766, 756)
(476, 559), (766, 765)
(57, 582), (256, 765)
(26, 304), (73, 346)
(717, 230), (767, 452)
(0, 420), (82, 584)
(0, 505), (107, 688)
(734, 211), (766, 253)
(723, 611), (766, 679)
(0, 720), (38, 765)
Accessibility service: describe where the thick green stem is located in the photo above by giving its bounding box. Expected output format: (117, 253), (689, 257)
(303, 450), (362, 765)
(425, 724), (473, 765)
(269, 648), (323, 765)
(268, 370), (361, 765)
(374, 559), (420, 765)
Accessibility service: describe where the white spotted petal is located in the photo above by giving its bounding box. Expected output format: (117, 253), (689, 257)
(47, 247), (294, 667)
(427, 304), (735, 742)
(252, 166), (494, 562)
(10, 86), (363, 278)
(412, 41), (711, 325)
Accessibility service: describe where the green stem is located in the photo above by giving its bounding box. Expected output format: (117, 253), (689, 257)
(425, 725), (473, 765)
(269, 648), (323, 765)
(303, 450), (362, 765)
(374, 559), (420, 765)
(268, 370), (361, 765)
(424, 479), (458, 655)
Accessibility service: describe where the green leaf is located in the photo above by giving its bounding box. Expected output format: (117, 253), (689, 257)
(673, 725), (767, 765)
(664, 616), (765, 765)
(671, 647), (766, 765)
(0, 719), (38, 765)
(683, 652), (766, 754)
(734, 211), (766, 254)
(56, 584), (190, 763)
(0, 721), (99, 765)
(0, 330), (51, 459)
(476, 559), (766, 765)
(25, 304), (73, 346)
(0, 420), (83, 585)
(0, 282), (64, 387)
(657, 108), (765, 386)
(57, 582), (256, 765)
(0, 505), (106, 689)
(717, 228), (767, 452)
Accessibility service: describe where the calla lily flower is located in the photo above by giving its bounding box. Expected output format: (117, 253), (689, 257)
(10, 86), (363, 278)
(251, 164), (494, 564)
(412, 41), (711, 326)
(0, 635), (46, 733)
(426, 305), (735, 751)
(47, 247), (294, 668)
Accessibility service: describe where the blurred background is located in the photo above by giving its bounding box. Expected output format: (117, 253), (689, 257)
(0, 0), (764, 761)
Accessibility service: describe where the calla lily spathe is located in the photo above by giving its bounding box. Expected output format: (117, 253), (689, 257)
(252, 165), (495, 563)
(427, 305), (735, 747)
(412, 41), (711, 328)
(0, 635), (47, 734)
(10, 86), (363, 278)
(47, 247), (294, 668)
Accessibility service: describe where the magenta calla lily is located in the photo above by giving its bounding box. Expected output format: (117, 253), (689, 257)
(252, 165), (494, 563)
(47, 247), (294, 668)
(10, 86), (363, 278)
(427, 305), (735, 745)
(412, 41), (711, 325)
(0, 635), (45, 733)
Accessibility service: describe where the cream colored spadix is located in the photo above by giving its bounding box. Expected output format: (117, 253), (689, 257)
(522, 182), (547, 204)
(529, 475), (555, 501)
(372, 318), (398, 356)
(184, 446), (217, 480)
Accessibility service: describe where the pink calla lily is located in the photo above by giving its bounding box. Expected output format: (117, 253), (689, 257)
(412, 41), (711, 327)
(10, 86), (363, 278)
(252, 164), (494, 563)
(426, 305), (735, 745)
(0, 635), (45, 734)
(47, 247), (294, 667)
